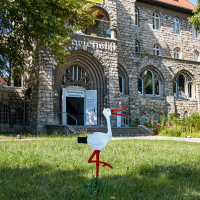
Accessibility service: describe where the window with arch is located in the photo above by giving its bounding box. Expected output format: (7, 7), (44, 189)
(106, 29), (111, 38)
(153, 44), (161, 56)
(173, 73), (193, 98)
(135, 41), (140, 53)
(193, 51), (199, 61)
(62, 65), (90, 86)
(0, 55), (22, 87)
(174, 48), (180, 59)
(135, 8), (139, 26)
(0, 105), (9, 124)
(118, 65), (128, 95)
(153, 12), (160, 30)
(118, 71), (124, 94)
(84, 7), (110, 38)
(138, 70), (161, 96)
(173, 17), (180, 34)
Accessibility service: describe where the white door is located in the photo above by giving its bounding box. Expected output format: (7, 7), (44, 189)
(85, 90), (97, 125)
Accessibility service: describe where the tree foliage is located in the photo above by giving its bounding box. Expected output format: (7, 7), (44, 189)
(188, 2), (200, 30)
(0, 0), (96, 78)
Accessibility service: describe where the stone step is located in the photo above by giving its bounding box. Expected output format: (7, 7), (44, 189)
(45, 125), (153, 136)
(71, 125), (152, 137)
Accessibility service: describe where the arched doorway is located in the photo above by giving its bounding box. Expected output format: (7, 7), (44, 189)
(54, 50), (107, 126)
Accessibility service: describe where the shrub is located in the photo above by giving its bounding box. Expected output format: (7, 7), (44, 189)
(159, 126), (182, 137)
(130, 118), (140, 127)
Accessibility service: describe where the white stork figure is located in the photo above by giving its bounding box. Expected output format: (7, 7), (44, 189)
(78, 106), (129, 177)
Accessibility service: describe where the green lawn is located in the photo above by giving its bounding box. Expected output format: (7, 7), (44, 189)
(0, 137), (200, 199)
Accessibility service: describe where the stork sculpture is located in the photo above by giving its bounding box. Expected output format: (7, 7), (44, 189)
(78, 106), (129, 177)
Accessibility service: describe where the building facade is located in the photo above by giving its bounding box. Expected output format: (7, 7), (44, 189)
(0, 0), (199, 133)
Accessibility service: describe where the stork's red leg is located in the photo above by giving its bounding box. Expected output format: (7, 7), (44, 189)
(88, 150), (100, 177)
(88, 150), (113, 177)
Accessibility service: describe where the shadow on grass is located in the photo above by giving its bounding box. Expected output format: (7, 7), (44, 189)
(0, 163), (200, 200)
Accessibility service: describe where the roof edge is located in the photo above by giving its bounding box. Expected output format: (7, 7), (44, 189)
(136, 0), (194, 14)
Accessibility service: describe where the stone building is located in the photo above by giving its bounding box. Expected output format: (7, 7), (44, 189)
(0, 0), (199, 133)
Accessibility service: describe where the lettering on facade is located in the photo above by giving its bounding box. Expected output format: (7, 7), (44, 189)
(71, 38), (117, 52)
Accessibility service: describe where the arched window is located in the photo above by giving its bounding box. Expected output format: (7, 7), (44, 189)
(173, 73), (193, 98)
(174, 48), (180, 59)
(62, 65), (90, 86)
(173, 17), (180, 34)
(153, 12), (160, 30)
(118, 65), (128, 95)
(153, 44), (161, 56)
(118, 71), (124, 94)
(135, 8), (139, 26)
(0, 105), (9, 124)
(193, 51), (199, 61)
(106, 29), (111, 38)
(84, 7), (110, 38)
(0, 55), (22, 87)
(135, 41), (140, 53)
(138, 69), (161, 96)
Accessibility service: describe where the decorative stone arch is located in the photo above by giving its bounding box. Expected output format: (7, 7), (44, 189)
(91, 6), (111, 22)
(67, 43), (108, 68)
(173, 69), (194, 82)
(138, 65), (165, 82)
(118, 63), (129, 95)
(54, 50), (107, 125)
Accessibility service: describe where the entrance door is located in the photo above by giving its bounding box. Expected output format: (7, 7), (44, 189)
(67, 97), (84, 125)
(85, 90), (97, 125)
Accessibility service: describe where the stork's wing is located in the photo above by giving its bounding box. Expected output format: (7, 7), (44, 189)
(87, 132), (109, 150)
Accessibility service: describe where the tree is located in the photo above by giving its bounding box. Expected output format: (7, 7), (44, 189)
(188, 3), (200, 30)
(0, 0), (96, 78)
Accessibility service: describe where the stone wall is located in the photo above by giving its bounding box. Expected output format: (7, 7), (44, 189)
(135, 1), (200, 60)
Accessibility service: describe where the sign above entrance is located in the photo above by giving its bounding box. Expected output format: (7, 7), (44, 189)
(71, 38), (117, 52)
(85, 0), (103, 4)
(66, 90), (85, 98)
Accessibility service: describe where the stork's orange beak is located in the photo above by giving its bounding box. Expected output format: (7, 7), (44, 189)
(111, 106), (129, 117)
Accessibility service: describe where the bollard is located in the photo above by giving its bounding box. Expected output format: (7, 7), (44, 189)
(17, 135), (21, 139)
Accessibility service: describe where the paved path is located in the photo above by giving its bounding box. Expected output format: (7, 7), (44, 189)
(112, 136), (200, 143)
(0, 136), (200, 143)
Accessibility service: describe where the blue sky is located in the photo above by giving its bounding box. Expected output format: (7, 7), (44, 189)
(189, 0), (197, 6)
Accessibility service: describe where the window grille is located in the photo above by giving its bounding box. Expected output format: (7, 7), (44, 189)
(0, 105), (9, 124)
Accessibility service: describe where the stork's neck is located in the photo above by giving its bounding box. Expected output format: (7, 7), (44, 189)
(106, 115), (112, 138)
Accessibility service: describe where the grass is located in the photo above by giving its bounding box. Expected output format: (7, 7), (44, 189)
(0, 136), (200, 199)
